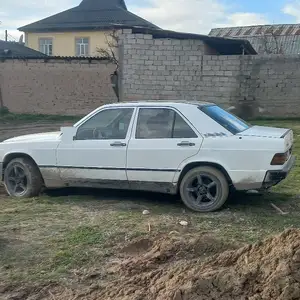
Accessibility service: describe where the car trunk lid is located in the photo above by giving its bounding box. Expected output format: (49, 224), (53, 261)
(237, 125), (294, 151)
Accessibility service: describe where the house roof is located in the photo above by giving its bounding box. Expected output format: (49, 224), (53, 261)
(209, 24), (300, 54)
(209, 24), (300, 37)
(128, 27), (257, 55)
(0, 40), (47, 58)
(18, 0), (159, 32)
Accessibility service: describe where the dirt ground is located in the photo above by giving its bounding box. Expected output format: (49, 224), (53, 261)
(2, 229), (300, 300)
(89, 229), (300, 300)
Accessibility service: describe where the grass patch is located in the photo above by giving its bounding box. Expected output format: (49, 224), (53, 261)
(249, 116), (300, 122)
(0, 112), (82, 123)
(67, 226), (106, 246)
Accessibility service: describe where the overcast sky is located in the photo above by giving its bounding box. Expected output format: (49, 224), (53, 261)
(1, 0), (300, 41)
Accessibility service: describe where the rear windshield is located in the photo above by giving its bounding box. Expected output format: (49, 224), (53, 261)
(200, 105), (250, 134)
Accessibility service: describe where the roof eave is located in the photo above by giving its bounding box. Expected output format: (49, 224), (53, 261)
(18, 23), (160, 33)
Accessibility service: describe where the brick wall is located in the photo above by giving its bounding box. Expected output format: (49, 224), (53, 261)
(120, 30), (300, 118)
(0, 59), (117, 115)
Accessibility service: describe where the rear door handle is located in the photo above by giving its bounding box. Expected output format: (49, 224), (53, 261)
(110, 142), (127, 147)
(177, 141), (195, 147)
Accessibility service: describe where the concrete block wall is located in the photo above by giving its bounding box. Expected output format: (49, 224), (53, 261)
(120, 30), (300, 118)
(0, 59), (117, 115)
(239, 55), (300, 117)
(2, 32), (300, 118)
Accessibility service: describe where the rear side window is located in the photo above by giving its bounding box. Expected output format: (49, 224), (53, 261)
(173, 113), (197, 138)
(136, 108), (197, 139)
(200, 105), (250, 134)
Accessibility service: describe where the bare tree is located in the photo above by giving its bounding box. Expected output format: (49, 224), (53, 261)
(258, 28), (284, 54)
(96, 30), (120, 101)
(96, 29), (120, 69)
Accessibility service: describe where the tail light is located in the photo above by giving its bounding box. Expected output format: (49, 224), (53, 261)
(271, 151), (289, 165)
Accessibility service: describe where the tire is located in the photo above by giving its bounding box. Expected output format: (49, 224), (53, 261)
(179, 166), (229, 212)
(4, 157), (43, 198)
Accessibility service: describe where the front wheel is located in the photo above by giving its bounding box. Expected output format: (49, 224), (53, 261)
(179, 166), (229, 212)
(4, 157), (43, 198)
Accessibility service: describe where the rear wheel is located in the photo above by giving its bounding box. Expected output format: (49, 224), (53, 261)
(179, 166), (229, 212)
(4, 157), (43, 198)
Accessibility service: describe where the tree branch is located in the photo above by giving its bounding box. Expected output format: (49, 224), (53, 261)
(260, 28), (284, 54)
(96, 30), (119, 70)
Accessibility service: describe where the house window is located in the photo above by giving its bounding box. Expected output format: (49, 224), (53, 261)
(39, 38), (53, 55)
(75, 38), (89, 56)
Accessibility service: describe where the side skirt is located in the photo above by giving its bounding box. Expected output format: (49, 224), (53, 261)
(39, 166), (178, 194)
(66, 179), (177, 195)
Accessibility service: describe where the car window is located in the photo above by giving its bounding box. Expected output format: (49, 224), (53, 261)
(173, 113), (198, 138)
(200, 105), (250, 134)
(136, 108), (197, 139)
(76, 108), (134, 140)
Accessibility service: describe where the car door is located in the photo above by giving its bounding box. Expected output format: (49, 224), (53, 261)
(126, 106), (203, 186)
(56, 106), (136, 187)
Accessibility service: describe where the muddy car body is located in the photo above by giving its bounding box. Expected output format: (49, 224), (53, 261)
(0, 101), (295, 212)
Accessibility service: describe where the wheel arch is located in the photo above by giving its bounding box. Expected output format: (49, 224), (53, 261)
(177, 161), (233, 191)
(2, 152), (42, 181)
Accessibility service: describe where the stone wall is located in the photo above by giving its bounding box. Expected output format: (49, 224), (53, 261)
(120, 30), (300, 118)
(0, 59), (117, 115)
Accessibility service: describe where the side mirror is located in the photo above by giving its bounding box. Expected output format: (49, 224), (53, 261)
(60, 127), (78, 142)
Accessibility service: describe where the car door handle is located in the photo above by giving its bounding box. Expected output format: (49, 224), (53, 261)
(110, 142), (127, 147)
(177, 141), (195, 147)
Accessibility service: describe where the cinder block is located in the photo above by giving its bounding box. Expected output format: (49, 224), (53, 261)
(144, 34), (153, 40)
(163, 39), (172, 45)
(155, 50), (163, 56)
(183, 46), (192, 51)
(122, 29), (132, 34)
(154, 39), (163, 46)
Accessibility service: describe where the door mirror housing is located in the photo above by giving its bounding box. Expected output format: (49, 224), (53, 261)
(60, 127), (78, 142)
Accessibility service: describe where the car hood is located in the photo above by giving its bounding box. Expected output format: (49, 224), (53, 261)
(2, 131), (61, 143)
(237, 126), (290, 138)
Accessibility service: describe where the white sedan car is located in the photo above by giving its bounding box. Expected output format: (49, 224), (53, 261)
(0, 101), (295, 212)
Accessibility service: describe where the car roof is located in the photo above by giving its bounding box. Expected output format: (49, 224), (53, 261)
(102, 100), (214, 108)
(73, 100), (215, 128)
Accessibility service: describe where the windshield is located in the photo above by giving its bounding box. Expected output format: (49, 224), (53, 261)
(200, 105), (251, 134)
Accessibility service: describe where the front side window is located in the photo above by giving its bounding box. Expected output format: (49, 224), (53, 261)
(76, 108), (134, 140)
(75, 38), (89, 56)
(39, 38), (53, 55)
(136, 108), (197, 139)
(200, 105), (250, 134)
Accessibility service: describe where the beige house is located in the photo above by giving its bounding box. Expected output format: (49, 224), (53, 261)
(18, 0), (158, 57)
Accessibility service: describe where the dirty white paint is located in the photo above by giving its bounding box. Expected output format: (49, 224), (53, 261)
(40, 167), (64, 188)
(0, 101), (295, 194)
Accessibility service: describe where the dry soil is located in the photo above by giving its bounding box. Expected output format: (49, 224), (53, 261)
(2, 229), (300, 300)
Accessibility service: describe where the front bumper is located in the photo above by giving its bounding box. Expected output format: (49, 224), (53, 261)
(263, 155), (296, 189)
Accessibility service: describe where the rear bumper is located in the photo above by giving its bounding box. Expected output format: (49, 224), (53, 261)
(262, 155), (296, 189)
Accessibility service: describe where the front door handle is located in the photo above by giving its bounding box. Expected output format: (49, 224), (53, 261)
(110, 142), (127, 147)
(177, 141), (195, 147)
